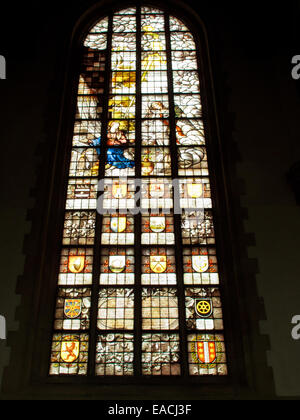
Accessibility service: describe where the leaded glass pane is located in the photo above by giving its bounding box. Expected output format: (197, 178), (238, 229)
(50, 6), (228, 378)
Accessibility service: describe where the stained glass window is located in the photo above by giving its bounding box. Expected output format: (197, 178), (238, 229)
(50, 6), (228, 378)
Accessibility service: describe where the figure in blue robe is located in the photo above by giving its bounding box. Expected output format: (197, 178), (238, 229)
(89, 137), (135, 169)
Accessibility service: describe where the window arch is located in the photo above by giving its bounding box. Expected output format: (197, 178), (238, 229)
(49, 5), (228, 378)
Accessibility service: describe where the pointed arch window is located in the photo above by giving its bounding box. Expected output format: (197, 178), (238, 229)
(49, 6), (228, 378)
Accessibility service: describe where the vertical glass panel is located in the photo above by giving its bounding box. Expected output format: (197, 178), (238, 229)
(179, 178), (212, 209)
(108, 95), (136, 119)
(69, 148), (99, 177)
(141, 213), (175, 245)
(115, 8), (136, 15)
(105, 147), (135, 177)
(142, 95), (169, 118)
(178, 147), (208, 176)
(141, 71), (168, 93)
(66, 179), (98, 210)
(100, 247), (135, 285)
(185, 288), (224, 330)
(169, 16), (189, 32)
(100, 179), (136, 211)
(89, 17), (109, 33)
(141, 178), (173, 211)
(141, 147), (172, 176)
(142, 119), (170, 145)
(111, 51), (137, 71)
(171, 51), (198, 70)
(54, 288), (91, 330)
(51, 7), (229, 379)
(170, 32), (196, 50)
(142, 32), (166, 51)
(111, 71), (136, 94)
(142, 288), (179, 329)
(100, 178), (136, 211)
(142, 334), (181, 375)
(113, 15), (136, 32)
(76, 94), (104, 120)
(142, 51), (167, 71)
(181, 210), (215, 245)
(107, 120), (136, 144)
(98, 288), (134, 329)
(84, 33), (107, 50)
(141, 15), (165, 32)
(50, 333), (89, 376)
(141, 247), (177, 285)
(141, 7), (164, 14)
(62, 212), (96, 245)
(187, 334), (227, 376)
(73, 120), (102, 144)
(58, 248), (93, 286)
(183, 247), (219, 285)
(112, 34), (136, 51)
(96, 334), (134, 376)
(174, 94), (202, 118)
(173, 71), (200, 93)
(101, 214), (134, 245)
(175, 119), (205, 146)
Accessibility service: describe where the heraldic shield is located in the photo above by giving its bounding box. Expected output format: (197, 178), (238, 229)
(187, 183), (203, 198)
(192, 255), (209, 273)
(111, 217), (127, 233)
(68, 256), (85, 274)
(150, 216), (166, 233)
(61, 338), (80, 363)
(109, 255), (126, 273)
(64, 299), (82, 319)
(112, 183), (127, 199)
(150, 256), (167, 273)
(195, 298), (213, 318)
(196, 341), (216, 364)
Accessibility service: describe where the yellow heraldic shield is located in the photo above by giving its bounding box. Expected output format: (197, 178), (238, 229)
(192, 255), (209, 273)
(64, 299), (82, 319)
(61, 337), (80, 363)
(111, 217), (127, 233)
(68, 256), (85, 274)
(150, 256), (167, 274)
(109, 255), (126, 273)
(150, 216), (166, 233)
(112, 183), (127, 198)
(187, 183), (203, 198)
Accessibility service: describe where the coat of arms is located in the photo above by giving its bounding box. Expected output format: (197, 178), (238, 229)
(196, 341), (216, 364)
(60, 337), (80, 363)
(195, 298), (213, 318)
(68, 256), (85, 274)
(112, 183), (127, 198)
(110, 217), (127, 233)
(192, 255), (209, 273)
(64, 299), (82, 319)
(109, 255), (126, 273)
(150, 256), (167, 273)
(187, 183), (203, 198)
(150, 216), (166, 233)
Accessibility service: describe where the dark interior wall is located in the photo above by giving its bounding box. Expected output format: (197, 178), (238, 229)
(0, 0), (300, 399)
